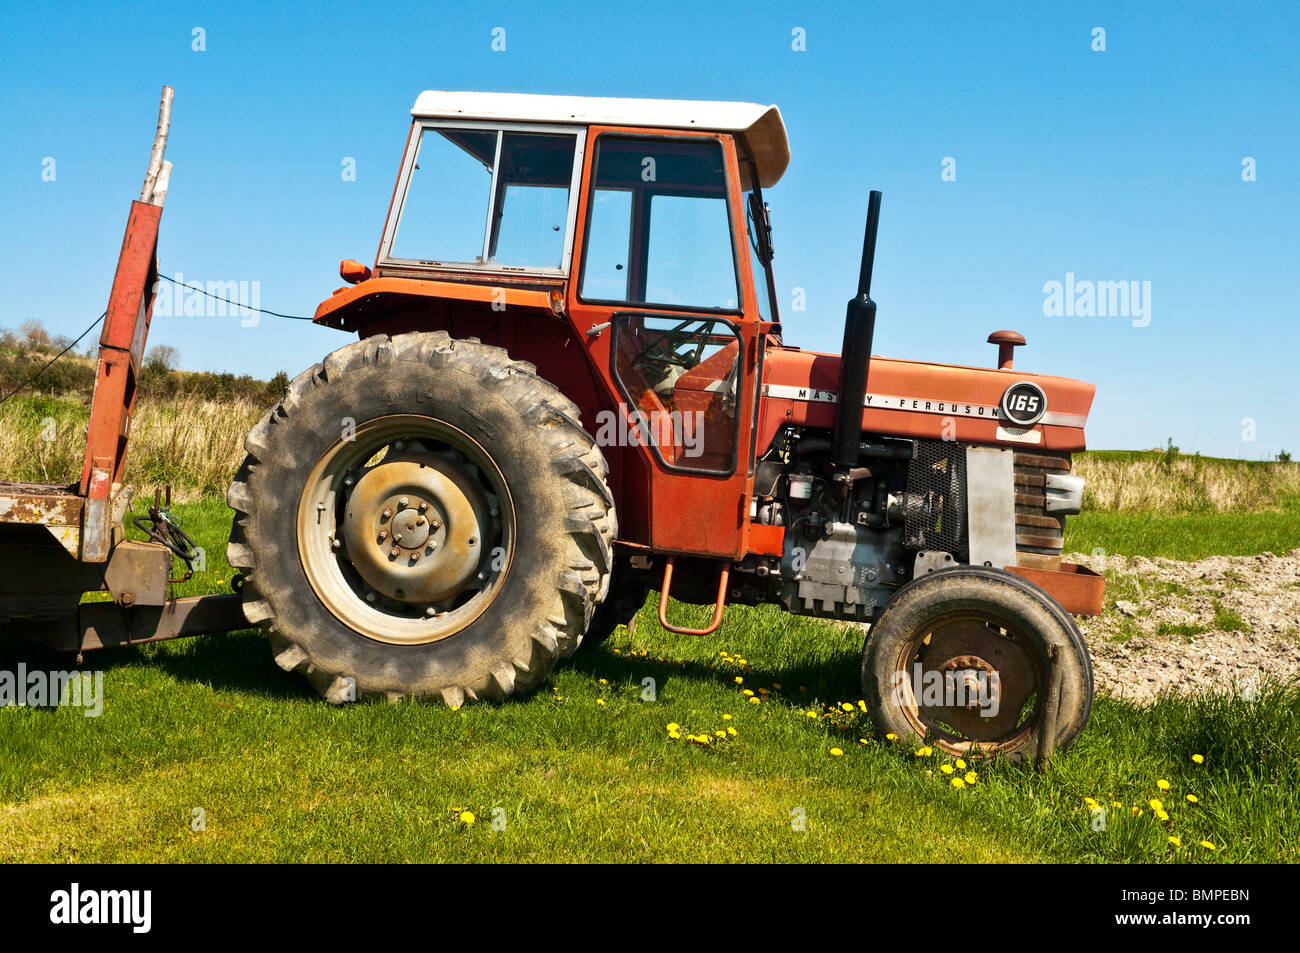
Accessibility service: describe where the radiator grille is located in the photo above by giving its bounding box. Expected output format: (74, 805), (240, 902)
(903, 440), (967, 556)
(1013, 451), (1072, 569)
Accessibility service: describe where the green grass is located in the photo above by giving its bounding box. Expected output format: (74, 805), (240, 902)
(1, 499), (1295, 863)
(1064, 505), (1300, 560)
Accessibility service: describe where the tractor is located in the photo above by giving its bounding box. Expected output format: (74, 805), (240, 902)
(3, 89), (1105, 762)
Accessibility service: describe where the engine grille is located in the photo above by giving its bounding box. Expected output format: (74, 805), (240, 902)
(1013, 451), (1072, 569)
(903, 440), (967, 556)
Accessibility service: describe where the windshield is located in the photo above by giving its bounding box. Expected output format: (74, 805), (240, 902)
(388, 126), (581, 272)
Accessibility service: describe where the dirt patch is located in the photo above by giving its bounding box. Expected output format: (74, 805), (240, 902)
(1067, 549), (1300, 705)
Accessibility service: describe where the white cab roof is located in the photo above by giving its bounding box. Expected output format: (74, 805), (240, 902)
(411, 90), (790, 187)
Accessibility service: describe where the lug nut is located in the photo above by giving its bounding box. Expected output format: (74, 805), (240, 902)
(378, 530), (387, 541)
(331, 538), (341, 550)
(399, 497), (409, 508)
(431, 519), (441, 530)
(394, 533), (403, 542)
(425, 606), (437, 617)
(382, 508), (392, 519)
(365, 591), (377, 603)
(418, 502), (428, 512)
(389, 547), (400, 558)
(410, 552), (421, 563)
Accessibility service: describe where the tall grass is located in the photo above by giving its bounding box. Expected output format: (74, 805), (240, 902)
(1076, 452), (1300, 513)
(0, 393), (261, 500)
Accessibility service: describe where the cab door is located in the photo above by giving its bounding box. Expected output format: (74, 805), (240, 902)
(568, 128), (761, 560)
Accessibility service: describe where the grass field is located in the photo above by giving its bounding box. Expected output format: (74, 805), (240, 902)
(1, 498), (1296, 863)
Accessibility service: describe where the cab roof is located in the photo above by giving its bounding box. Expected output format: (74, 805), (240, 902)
(411, 90), (790, 188)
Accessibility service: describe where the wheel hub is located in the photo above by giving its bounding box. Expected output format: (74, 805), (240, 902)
(914, 620), (1037, 742)
(340, 448), (490, 606)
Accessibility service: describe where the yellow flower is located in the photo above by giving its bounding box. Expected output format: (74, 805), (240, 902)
(734, 676), (744, 685)
(749, 697), (761, 705)
(859, 738), (868, 744)
(596, 699), (605, 706)
(885, 732), (898, 741)
(950, 777), (965, 789)
(1148, 798), (1164, 812)
(1156, 779), (1171, 791)
(1168, 836), (1181, 847)
(715, 730), (727, 739)
(599, 678), (608, 685)
(726, 726), (737, 736)
(858, 700), (867, 712)
(1192, 754), (1204, 764)
(914, 746), (932, 757)
(742, 689), (754, 697)
(1200, 840), (1216, 850)
(830, 748), (843, 756)
(1084, 797), (1098, 807)
(964, 771), (977, 784)
(1186, 794), (1199, 803)
(806, 711), (818, 719)
(841, 703), (854, 712)
(692, 734), (711, 745)
(955, 758), (966, 770)
(459, 811), (476, 826)
(721, 714), (732, 721)
(772, 683), (782, 690)
(668, 730), (681, 740)
(940, 764), (955, 775)
(666, 723), (680, 732)
(1155, 809), (1170, 822)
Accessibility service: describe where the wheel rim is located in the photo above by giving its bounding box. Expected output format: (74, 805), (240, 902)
(892, 611), (1045, 756)
(297, 415), (515, 645)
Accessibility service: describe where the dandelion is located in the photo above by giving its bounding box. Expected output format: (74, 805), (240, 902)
(859, 738), (869, 744)
(830, 748), (843, 757)
(742, 689), (754, 697)
(459, 811), (476, 826)
(599, 678), (608, 685)
(806, 711), (818, 719)
(1168, 836), (1181, 847)
(858, 700), (867, 712)
(666, 722), (680, 732)
(726, 726), (737, 736)
(715, 730), (727, 739)
(668, 730), (681, 740)
(940, 764), (955, 775)
(721, 714), (732, 720)
(1185, 794), (1199, 803)
(955, 759), (966, 770)
(964, 771), (977, 785)
(596, 699), (606, 706)
(1200, 840), (1216, 851)
(1155, 809), (1169, 822)
(1156, 779), (1171, 791)
(951, 777), (966, 789)
(885, 732), (898, 741)
(734, 676), (744, 685)
(1192, 754), (1204, 764)
(749, 697), (761, 705)
(1148, 798), (1164, 812)
(841, 703), (854, 712)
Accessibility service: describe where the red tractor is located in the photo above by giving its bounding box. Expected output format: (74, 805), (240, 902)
(4, 89), (1104, 762)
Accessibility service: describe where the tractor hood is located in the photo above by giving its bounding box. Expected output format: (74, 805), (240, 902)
(757, 346), (1095, 454)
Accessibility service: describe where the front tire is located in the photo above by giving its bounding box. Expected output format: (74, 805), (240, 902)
(862, 566), (1093, 761)
(227, 332), (615, 705)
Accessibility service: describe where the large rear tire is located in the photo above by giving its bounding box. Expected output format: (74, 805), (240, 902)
(862, 566), (1093, 762)
(227, 332), (615, 705)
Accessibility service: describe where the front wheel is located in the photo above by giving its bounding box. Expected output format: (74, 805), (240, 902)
(862, 566), (1093, 761)
(227, 332), (615, 706)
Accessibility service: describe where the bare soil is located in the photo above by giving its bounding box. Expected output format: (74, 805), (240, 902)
(1068, 549), (1300, 705)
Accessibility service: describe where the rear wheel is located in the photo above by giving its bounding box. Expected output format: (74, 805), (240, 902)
(862, 566), (1093, 761)
(227, 332), (615, 705)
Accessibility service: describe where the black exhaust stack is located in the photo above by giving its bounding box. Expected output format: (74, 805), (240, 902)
(832, 190), (882, 469)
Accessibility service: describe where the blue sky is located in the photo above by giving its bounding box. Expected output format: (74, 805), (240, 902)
(2, 1), (1296, 458)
